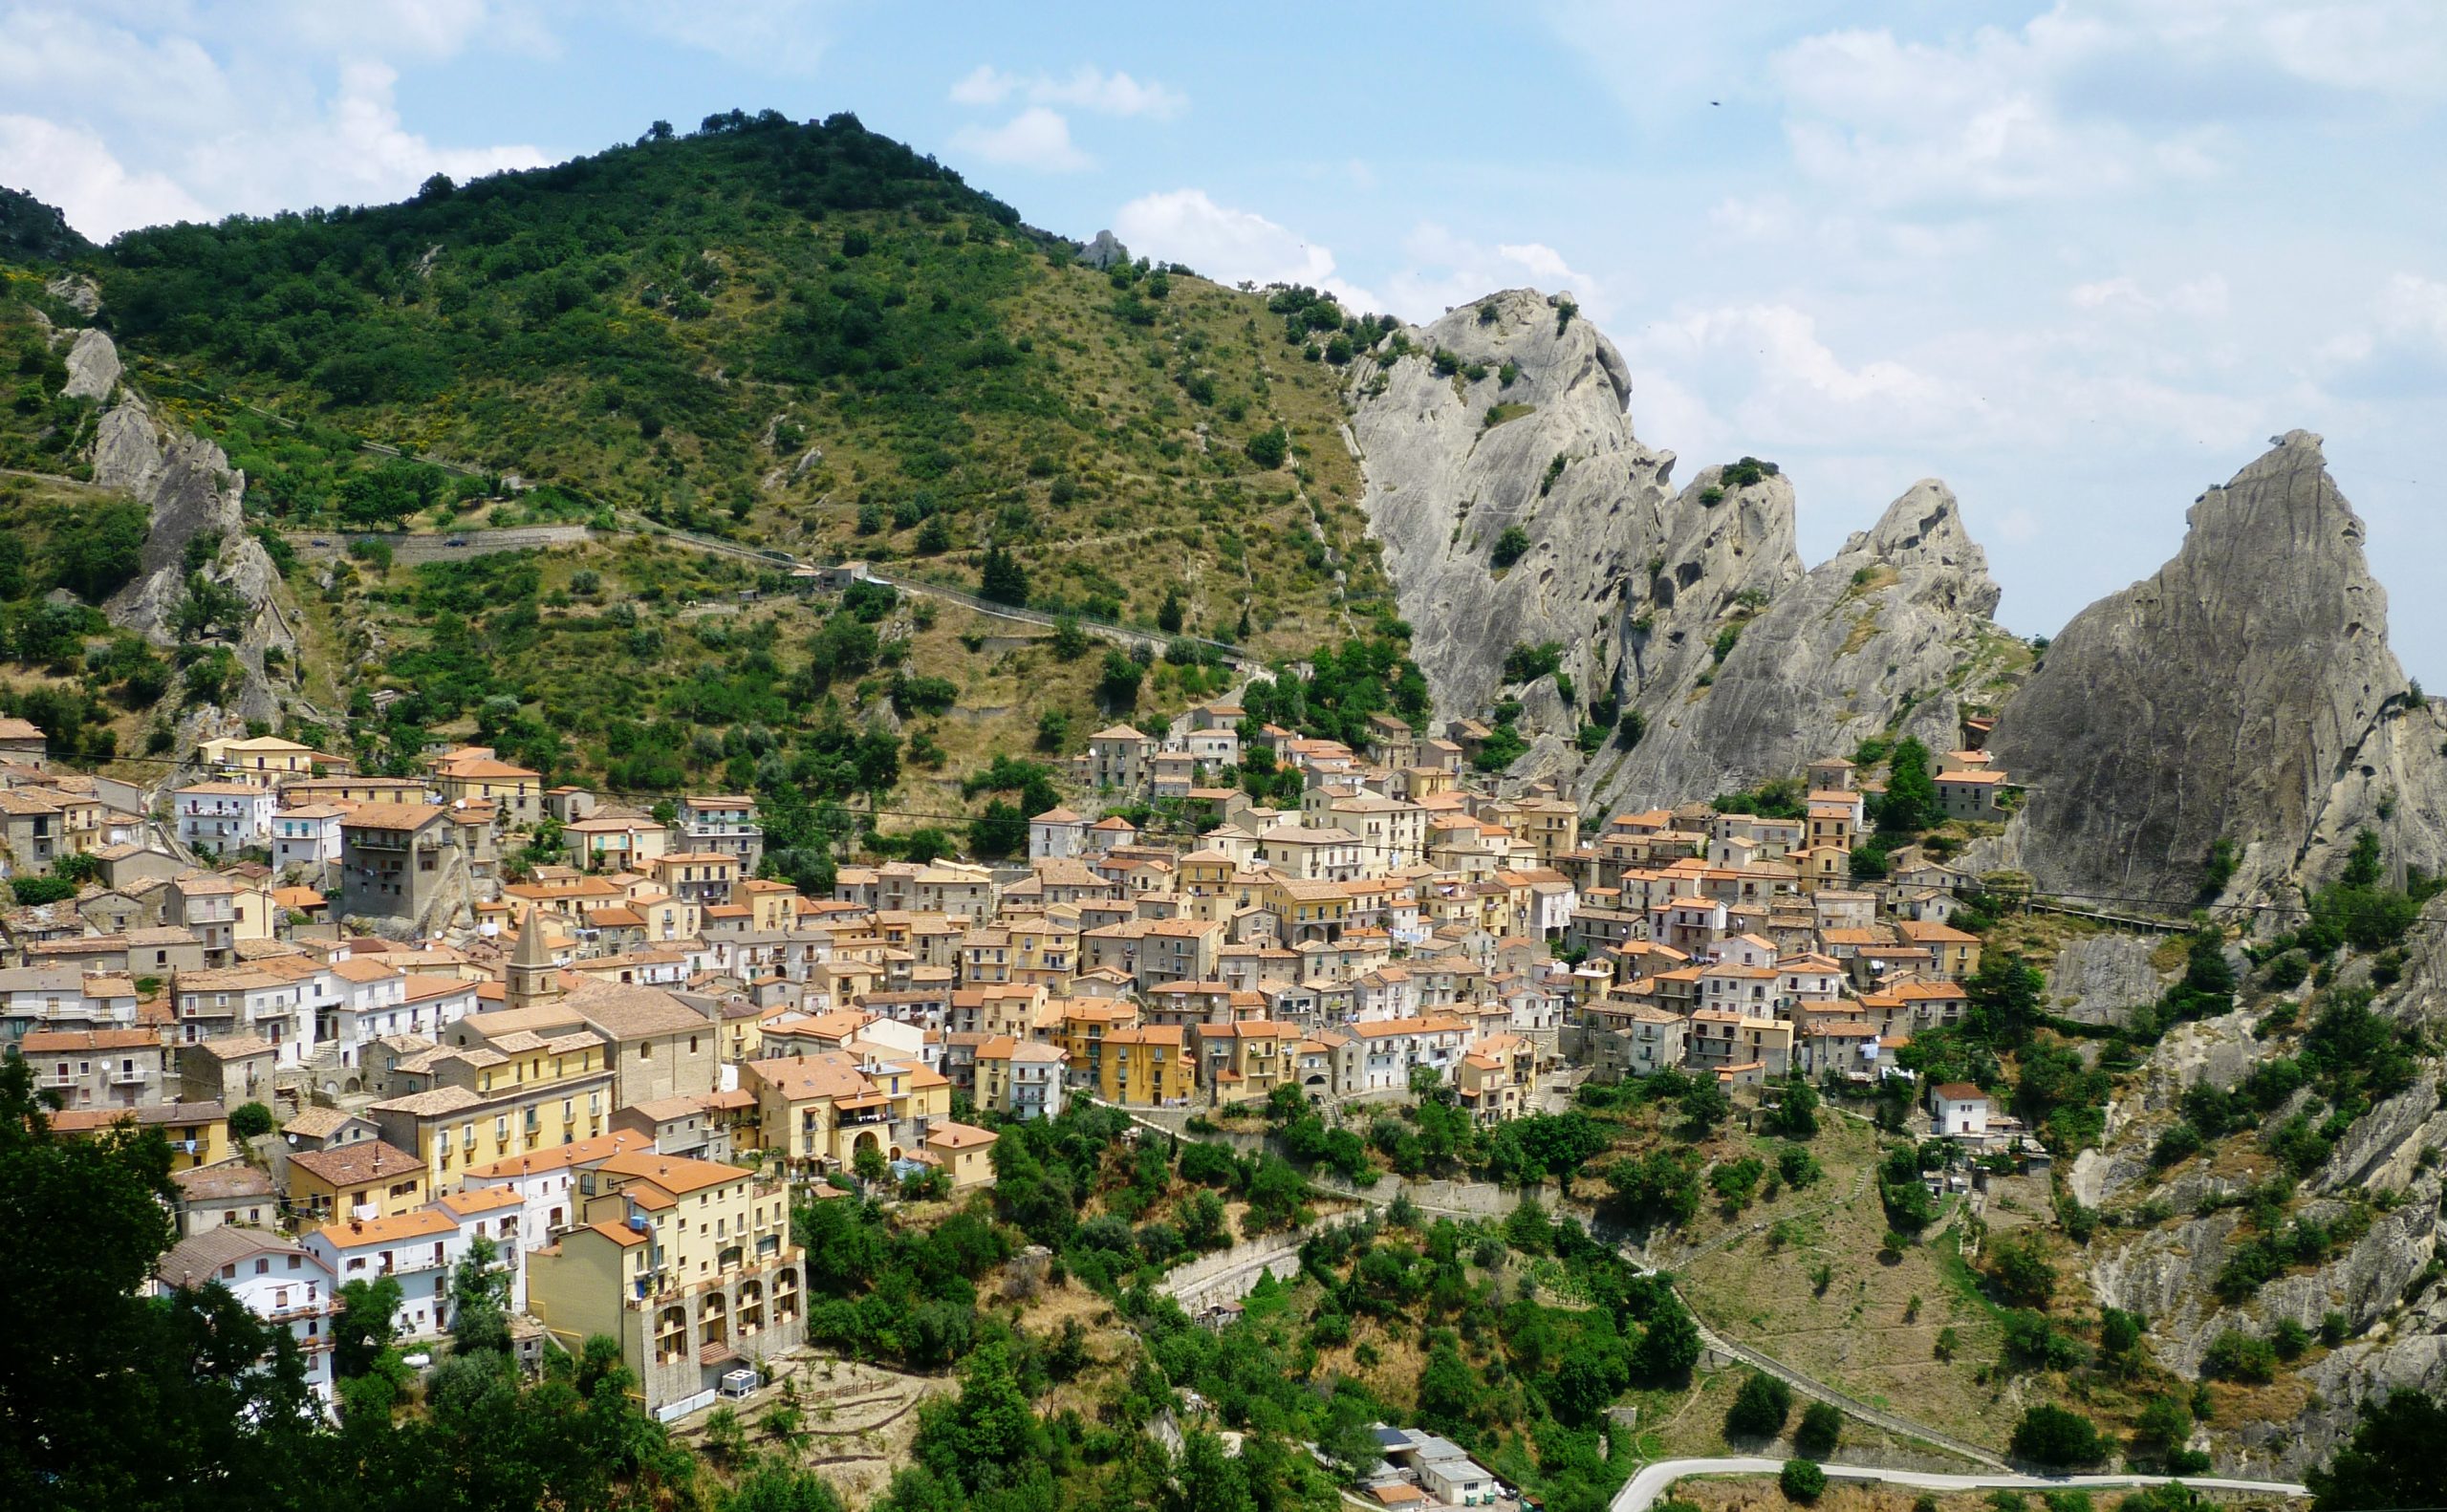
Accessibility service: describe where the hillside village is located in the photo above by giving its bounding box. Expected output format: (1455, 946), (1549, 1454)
(0, 665), (2026, 1433)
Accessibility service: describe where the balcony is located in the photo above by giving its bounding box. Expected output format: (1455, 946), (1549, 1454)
(109, 1068), (151, 1085)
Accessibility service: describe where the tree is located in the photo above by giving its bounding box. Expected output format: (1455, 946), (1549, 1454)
(1725, 1370), (1792, 1439)
(1245, 426), (1288, 469)
(1768, 1078), (1819, 1139)
(1781, 1459), (1828, 1502)
(227, 1101), (275, 1140)
(1633, 1297), (1702, 1380)
(2310, 1388), (2447, 1511)
(1966, 951), (2046, 1048)
(334, 1274), (404, 1379)
(970, 799), (1028, 858)
(853, 724), (900, 810)
(448, 1234), (513, 1356)
(725, 1458), (845, 1512)
(1098, 648), (1143, 710)
(2131, 1394), (2192, 1458)
(1986, 1232), (2057, 1309)
(1491, 526), (1530, 569)
(979, 544), (1029, 606)
(1877, 737), (1937, 832)
(1795, 1400), (1842, 1458)
(854, 1144), (892, 1188)
(1680, 1075), (1730, 1134)
(0, 1057), (321, 1504)
(2010, 1404), (2107, 1467)
(1157, 588), (1184, 634)
(1050, 614), (1090, 659)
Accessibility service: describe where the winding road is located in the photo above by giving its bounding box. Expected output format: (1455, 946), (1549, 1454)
(1612, 1458), (2308, 1512)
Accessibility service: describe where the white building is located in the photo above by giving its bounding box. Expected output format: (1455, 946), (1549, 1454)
(1929, 1081), (1991, 1138)
(271, 804), (347, 874)
(1028, 807), (1089, 861)
(302, 1210), (457, 1342)
(175, 782), (274, 852)
(156, 1225), (338, 1406)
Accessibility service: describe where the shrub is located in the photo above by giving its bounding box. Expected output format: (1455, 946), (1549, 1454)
(1780, 1460), (1827, 1502)
(1725, 1369), (1792, 1439)
(1794, 1400), (1842, 1458)
(2202, 1328), (2276, 1383)
(227, 1102), (275, 1140)
(1245, 426), (1289, 469)
(1490, 526), (1530, 570)
(2009, 1403), (2107, 1466)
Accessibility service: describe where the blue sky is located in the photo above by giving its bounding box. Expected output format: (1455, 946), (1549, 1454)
(7, 1), (2446, 675)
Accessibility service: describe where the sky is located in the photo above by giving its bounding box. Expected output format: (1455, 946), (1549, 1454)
(6, 0), (2446, 675)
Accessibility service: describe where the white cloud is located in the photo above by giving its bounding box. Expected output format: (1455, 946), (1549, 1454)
(1630, 302), (1971, 448)
(2316, 273), (2447, 391)
(0, 2), (552, 236)
(1111, 189), (1377, 311)
(2068, 272), (2228, 317)
(0, 114), (208, 239)
(1380, 223), (1608, 323)
(950, 63), (1185, 119)
(605, 0), (836, 74)
(950, 107), (1093, 173)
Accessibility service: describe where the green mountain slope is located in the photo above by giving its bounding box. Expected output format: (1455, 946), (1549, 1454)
(0, 113), (1428, 858)
(97, 110), (1386, 652)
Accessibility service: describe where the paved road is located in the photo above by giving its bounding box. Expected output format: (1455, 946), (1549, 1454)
(1613, 1458), (2308, 1512)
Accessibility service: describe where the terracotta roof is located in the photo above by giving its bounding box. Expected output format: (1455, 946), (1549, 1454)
(289, 1140), (424, 1187)
(314, 1209), (455, 1248)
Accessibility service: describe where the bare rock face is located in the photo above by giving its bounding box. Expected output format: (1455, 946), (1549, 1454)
(2046, 931), (2166, 1027)
(60, 328), (119, 400)
(1592, 478), (2010, 810)
(89, 387), (295, 723)
(1989, 430), (2447, 903)
(1077, 229), (1129, 270)
(1348, 288), (1676, 718)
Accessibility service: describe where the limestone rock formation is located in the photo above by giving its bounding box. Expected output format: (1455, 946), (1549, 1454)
(76, 331), (297, 723)
(2044, 931), (2166, 1027)
(1077, 229), (1130, 270)
(1347, 287), (1674, 717)
(1990, 430), (2447, 904)
(1592, 478), (2013, 810)
(60, 327), (119, 400)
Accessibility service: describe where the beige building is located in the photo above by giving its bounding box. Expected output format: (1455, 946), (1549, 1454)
(525, 1151), (803, 1418)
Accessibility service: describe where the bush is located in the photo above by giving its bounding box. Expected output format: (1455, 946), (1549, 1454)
(1794, 1400), (1842, 1458)
(227, 1102), (275, 1140)
(1245, 426), (1289, 469)
(2009, 1403), (2107, 1466)
(1781, 1460), (1827, 1502)
(2201, 1328), (2277, 1383)
(1490, 526), (1530, 570)
(1725, 1369), (1792, 1439)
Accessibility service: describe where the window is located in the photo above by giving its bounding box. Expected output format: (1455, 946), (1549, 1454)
(638, 1043), (650, 1061)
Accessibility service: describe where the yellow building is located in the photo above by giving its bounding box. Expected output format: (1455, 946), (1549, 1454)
(739, 1051), (952, 1171)
(285, 1137), (430, 1221)
(1099, 1025), (1195, 1106)
(200, 734), (322, 779)
(1455, 1033), (1535, 1126)
(737, 879), (798, 932)
(51, 1100), (232, 1172)
(920, 1121), (999, 1189)
(365, 1029), (614, 1186)
(525, 1150), (803, 1417)
(1195, 1019), (1289, 1104)
(1006, 915), (1079, 987)
(432, 750), (543, 826)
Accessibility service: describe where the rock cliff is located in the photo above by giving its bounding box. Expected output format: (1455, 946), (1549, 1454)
(1591, 478), (2015, 810)
(68, 329), (298, 723)
(1347, 291), (2021, 813)
(1989, 430), (2447, 904)
(1347, 288), (1675, 718)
